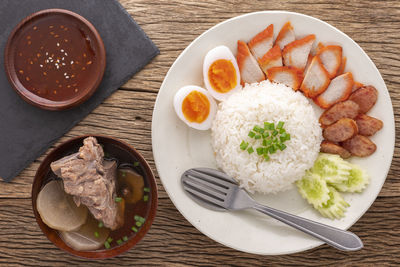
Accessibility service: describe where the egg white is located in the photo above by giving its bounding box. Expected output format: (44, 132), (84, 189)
(203, 46), (242, 101)
(173, 85), (217, 130)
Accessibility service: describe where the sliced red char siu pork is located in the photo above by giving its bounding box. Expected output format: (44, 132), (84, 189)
(267, 66), (303, 90)
(300, 56), (330, 98)
(275, 22), (295, 50)
(355, 114), (383, 136)
(320, 140), (351, 159)
(51, 137), (124, 230)
(258, 45), (282, 74)
(248, 24), (274, 60)
(342, 135), (377, 157)
(316, 45), (342, 78)
(314, 72), (354, 109)
(319, 100), (360, 127)
(236, 40), (265, 84)
(282, 34), (316, 72)
(323, 118), (358, 143)
(349, 85), (378, 113)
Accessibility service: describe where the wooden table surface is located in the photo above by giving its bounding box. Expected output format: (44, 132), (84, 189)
(1, 0), (399, 266)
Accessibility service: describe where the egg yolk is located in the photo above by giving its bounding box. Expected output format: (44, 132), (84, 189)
(208, 59), (237, 93)
(182, 91), (210, 123)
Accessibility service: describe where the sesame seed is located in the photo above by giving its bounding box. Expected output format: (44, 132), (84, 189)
(61, 49), (64, 52)
(66, 76), (69, 79)
(64, 73), (67, 76)
(62, 57), (64, 60)
(46, 52), (48, 56)
(56, 66), (59, 69)
(65, 53), (68, 56)
(70, 61), (74, 64)
(62, 63), (66, 66)
(19, 70), (24, 74)
(39, 64), (43, 68)
(57, 43), (60, 47)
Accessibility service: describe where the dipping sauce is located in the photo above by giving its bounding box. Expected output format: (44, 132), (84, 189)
(11, 12), (104, 102)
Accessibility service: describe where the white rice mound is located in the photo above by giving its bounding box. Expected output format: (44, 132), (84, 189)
(211, 80), (322, 194)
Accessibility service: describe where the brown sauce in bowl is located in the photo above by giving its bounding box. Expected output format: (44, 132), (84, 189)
(13, 14), (98, 101)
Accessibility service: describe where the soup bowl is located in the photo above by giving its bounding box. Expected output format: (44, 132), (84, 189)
(31, 135), (158, 259)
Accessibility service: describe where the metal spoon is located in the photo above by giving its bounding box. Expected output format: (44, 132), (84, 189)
(181, 167), (363, 251)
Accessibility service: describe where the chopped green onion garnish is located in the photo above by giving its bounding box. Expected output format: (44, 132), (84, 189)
(121, 171), (126, 177)
(240, 141), (249, 150)
(107, 237), (113, 243)
(123, 236), (128, 242)
(94, 231), (99, 238)
(136, 221), (142, 227)
(143, 195), (149, 202)
(98, 222), (103, 228)
(268, 146), (274, 153)
(131, 226), (138, 232)
(117, 239), (123, 245)
(133, 161), (140, 167)
(104, 241), (111, 249)
(144, 187), (150, 192)
(253, 125), (262, 132)
(115, 197), (122, 203)
(134, 215), (145, 223)
(242, 121), (289, 161)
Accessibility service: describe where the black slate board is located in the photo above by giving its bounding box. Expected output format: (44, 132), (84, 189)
(0, 0), (159, 182)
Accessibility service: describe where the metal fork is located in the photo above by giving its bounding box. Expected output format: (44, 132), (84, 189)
(181, 167), (363, 251)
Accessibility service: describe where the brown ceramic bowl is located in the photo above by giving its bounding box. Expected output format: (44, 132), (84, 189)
(32, 135), (158, 259)
(4, 9), (106, 110)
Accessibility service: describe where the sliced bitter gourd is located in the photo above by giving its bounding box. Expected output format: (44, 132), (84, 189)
(296, 170), (330, 208)
(311, 153), (351, 184)
(331, 164), (369, 193)
(316, 186), (350, 219)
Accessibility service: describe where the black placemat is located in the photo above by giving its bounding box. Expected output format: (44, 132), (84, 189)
(0, 0), (159, 182)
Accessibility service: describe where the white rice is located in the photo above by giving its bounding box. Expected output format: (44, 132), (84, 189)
(211, 80), (322, 194)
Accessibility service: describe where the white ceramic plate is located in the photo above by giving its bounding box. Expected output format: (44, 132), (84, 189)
(152, 11), (395, 255)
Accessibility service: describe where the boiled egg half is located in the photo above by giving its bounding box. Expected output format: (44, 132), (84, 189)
(174, 85), (217, 130)
(203, 45), (241, 101)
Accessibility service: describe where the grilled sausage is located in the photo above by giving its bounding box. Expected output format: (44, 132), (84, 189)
(355, 114), (383, 136)
(323, 118), (358, 142)
(319, 100), (360, 127)
(342, 135), (376, 157)
(320, 140), (351, 159)
(349, 85), (378, 113)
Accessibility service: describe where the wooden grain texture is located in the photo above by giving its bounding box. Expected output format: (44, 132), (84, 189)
(0, 0), (399, 266)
